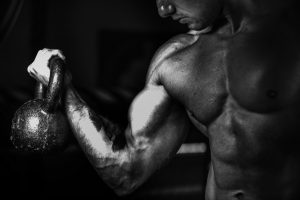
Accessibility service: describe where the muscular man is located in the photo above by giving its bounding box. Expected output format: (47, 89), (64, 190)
(27, 0), (300, 199)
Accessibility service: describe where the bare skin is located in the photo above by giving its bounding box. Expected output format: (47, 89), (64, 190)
(27, 0), (300, 199)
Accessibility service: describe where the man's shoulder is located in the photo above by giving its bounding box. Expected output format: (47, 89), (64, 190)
(146, 33), (200, 85)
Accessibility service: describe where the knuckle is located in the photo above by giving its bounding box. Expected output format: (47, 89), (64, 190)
(37, 50), (43, 56)
(37, 49), (65, 61)
(52, 49), (61, 55)
(28, 64), (34, 70)
(46, 53), (53, 58)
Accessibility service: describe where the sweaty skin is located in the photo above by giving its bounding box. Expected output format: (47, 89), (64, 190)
(27, 0), (300, 199)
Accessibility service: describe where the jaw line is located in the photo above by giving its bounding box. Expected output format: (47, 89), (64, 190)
(188, 26), (212, 35)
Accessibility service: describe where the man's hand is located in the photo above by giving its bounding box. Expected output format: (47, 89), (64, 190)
(27, 48), (71, 86)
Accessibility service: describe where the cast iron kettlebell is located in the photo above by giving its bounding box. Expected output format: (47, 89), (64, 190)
(10, 56), (69, 153)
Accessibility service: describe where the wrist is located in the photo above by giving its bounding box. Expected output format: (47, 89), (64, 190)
(63, 83), (85, 109)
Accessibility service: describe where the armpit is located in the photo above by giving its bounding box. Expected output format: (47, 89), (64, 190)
(186, 109), (208, 136)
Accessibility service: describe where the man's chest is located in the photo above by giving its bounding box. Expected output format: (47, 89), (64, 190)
(227, 27), (300, 113)
(160, 35), (227, 125)
(161, 31), (300, 125)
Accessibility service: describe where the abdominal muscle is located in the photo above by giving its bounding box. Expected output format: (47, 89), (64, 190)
(204, 109), (300, 200)
(205, 164), (249, 200)
(205, 156), (300, 200)
(200, 93), (300, 200)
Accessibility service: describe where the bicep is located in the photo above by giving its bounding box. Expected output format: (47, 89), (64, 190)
(125, 85), (190, 185)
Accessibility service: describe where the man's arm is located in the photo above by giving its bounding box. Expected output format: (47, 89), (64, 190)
(64, 82), (190, 195)
(27, 35), (198, 195)
(61, 33), (200, 195)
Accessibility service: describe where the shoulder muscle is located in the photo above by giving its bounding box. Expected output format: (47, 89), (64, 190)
(146, 33), (200, 84)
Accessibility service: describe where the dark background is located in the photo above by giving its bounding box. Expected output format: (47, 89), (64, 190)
(0, 0), (209, 199)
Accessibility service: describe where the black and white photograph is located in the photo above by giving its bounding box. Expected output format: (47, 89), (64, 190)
(1, 0), (300, 199)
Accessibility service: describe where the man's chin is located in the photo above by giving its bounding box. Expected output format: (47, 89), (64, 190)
(187, 22), (199, 30)
(188, 23), (212, 34)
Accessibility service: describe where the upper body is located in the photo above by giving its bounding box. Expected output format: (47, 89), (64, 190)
(27, 0), (300, 199)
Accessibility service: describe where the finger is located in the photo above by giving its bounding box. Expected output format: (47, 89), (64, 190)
(27, 69), (35, 78)
(27, 67), (38, 80)
(27, 65), (37, 77)
(34, 50), (44, 61)
(27, 64), (34, 74)
(50, 49), (65, 60)
(42, 49), (65, 59)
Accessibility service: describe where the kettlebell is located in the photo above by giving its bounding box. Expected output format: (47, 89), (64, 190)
(10, 56), (69, 153)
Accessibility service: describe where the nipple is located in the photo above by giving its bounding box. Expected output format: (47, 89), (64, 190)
(267, 89), (278, 99)
(234, 192), (244, 200)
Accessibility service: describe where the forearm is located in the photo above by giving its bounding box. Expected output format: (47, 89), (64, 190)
(64, 85), (136, 195)
(63, 84), (188, 195)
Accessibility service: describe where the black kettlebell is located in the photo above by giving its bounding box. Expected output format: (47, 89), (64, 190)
(10, 56), (69, 153)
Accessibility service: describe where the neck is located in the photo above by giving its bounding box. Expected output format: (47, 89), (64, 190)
(222, 0), (250, 34)
(222, 0), (299, 33)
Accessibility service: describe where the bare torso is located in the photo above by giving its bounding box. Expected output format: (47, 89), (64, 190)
(157, 15), (300, 200)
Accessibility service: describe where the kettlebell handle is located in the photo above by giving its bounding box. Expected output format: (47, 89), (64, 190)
(35, 56), (65, 113)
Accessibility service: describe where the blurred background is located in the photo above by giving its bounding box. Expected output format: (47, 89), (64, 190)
(0, 0), (209, 199)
